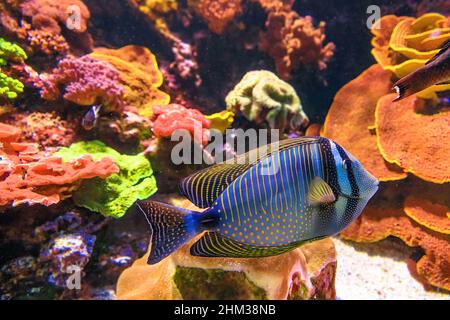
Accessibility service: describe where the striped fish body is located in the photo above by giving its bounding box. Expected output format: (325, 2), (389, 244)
(210, 143), (327, 247)
(138, 137), (379, 264)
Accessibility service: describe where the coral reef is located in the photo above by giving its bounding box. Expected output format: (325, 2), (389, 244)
(322, 13), (450, 291)
(226, 70), (308, 134)
(0, 0), (93, 55)
(38, 55), (125, 111)
(0, 123), (119, 208)
(90, 45), (170, 117)
(55, 141), (158, 218)
(116, 197), (337, 300)
(258, 3), (335, 80)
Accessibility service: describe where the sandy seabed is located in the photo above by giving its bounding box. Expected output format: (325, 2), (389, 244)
(334, 237), (450, 300)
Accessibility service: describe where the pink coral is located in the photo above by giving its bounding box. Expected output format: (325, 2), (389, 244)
(259, 8), (335, 80)
(151, 104), (211, 146)
(0, 122), (119, 208)
(38, 55), (125, 111)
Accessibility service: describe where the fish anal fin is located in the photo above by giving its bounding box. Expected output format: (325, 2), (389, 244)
(308, 177), (336, 206)
(190, 232), (300, 258)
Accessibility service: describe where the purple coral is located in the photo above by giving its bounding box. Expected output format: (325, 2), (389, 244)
(38, 55), (125, 111)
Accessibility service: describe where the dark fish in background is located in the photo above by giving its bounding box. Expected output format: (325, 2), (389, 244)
(393, 39), (450, 102)
(81, 104), (102, 131)
(137, 137), (379, 265)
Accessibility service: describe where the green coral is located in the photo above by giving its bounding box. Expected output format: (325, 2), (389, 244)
(0, 37), (27, 66)
(0, 37), (27, 100)
(225, 70), (309, 132)
(0, 72), (24, 99)
(55, 140), (158, 218)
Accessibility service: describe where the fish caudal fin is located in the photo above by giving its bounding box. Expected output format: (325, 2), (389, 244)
(137, 200), (201, 264)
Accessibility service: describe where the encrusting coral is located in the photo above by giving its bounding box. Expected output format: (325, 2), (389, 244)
(226, 70), (309, 134)
(38, 55), (125, 111)
(55, 141), (158, 218)
(0, 123), (119, 209)
(258, 3), (335, 80)
(116, 197), (337, 300)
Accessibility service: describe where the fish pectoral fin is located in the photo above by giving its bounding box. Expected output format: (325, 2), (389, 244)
(190, 232), (299, 258)
(308, 177), (336, 206)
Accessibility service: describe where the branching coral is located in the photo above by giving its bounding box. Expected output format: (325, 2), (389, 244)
(259, 6), (335, 80)
(226, 70), (309, 133)
(188, 0), (242, 34)
(90, 45), (170, 117)
(55, 141), (158, 218)
(38, 55), (125, 111)
(0, 123), (119, 208)
(0, 37), (27, 100)
(151, 104), (211, 146)
(0, 37), (27, 66)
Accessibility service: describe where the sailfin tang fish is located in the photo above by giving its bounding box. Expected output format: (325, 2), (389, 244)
(138, 137), (379, 265)
(81, 104), (102, 131)
(393, 39), (450, 102)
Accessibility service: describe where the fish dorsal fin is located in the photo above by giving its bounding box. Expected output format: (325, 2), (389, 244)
(190, 232), (303, 258)
(180, 137), (321, 208)
(234, 136), (320, 165)
(179, 163), (251, 208)
(426, 39), (450, 65)
(308, 177), (336, 206)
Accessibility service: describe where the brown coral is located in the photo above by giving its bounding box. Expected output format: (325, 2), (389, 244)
(376, 94), (450, 184)
(259, 7), (335, 80)
(190, 0), (242, 34)
(322, 64), (407, 181)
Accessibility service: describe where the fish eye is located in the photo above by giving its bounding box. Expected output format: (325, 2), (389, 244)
(342, 159), (352, 170)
